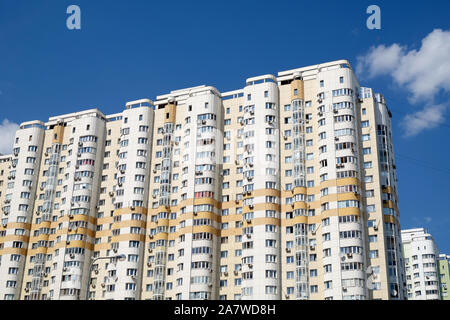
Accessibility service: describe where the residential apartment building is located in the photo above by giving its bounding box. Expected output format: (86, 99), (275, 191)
(438, 254), (450, 300)
(401, 228), (441, 300)
(0, 59), (405, 300)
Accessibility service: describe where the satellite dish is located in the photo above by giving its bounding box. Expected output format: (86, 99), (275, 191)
(366, 266), (373, 275)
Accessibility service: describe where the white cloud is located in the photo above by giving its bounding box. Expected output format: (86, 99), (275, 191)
(0, 119), (19, 155)
(356, 29), (450, 136)
(356, 43), (405, 79)
(401, 104), (447, 137)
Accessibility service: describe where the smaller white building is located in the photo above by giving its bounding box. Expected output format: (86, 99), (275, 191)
(401, 228), (440, 300)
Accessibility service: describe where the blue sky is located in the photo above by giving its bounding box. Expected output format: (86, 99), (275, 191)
(0, 0), (449, 253)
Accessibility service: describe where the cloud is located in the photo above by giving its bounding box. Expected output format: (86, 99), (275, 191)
(0, 119), (19, 155)
(401, 104), (447, 137)
(424, 217), (432, 224)
(356, 43), (405, 79)
(356, 29), (450, 136)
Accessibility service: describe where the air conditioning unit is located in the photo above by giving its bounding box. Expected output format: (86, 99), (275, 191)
(286, 248), (291, 253)
(147, 262), (152, 267)
(66, 241), (70, 245)
(310, 245), (316, 251)
(77, 153), (81, 157)
(78, 142), (83, 146)
(202, 120), (206, 125)
(246, 219), (252, 224)
(343, 287), (347, 292)
(347, 253), (353, 259)
(113, 248), (118, 253)
(249, 204), (254, 209)
(148, 248), (153, 253)
(208, 283), (213, 287)
(118, 183), (123, 187)
(249, 163), (253, 168)
(334, 109), (338, 114)
(91, 284), (96, 289)
(94, 270), (99, 275)
(235, 199), (239, 204)
(341, 256), (346, 262)
(250, 110), (254, 115)
(149, 235), (154, 239)
(311, 230), (316, 236)
(101, 283), (105, 288)
(248, 264), (253, 269)
(234, 270), (239, 276)
(153, 169), (157, 173)
(246, 234), (251, 239)
(131, 206), (135, 211)
(285, 294), (289, 299)
(335, 137), (339, 141)
(318, 112), (323, 117)
(209, 269), (213, 273)
(25, 288), (29, 293)
(109, 191), (114, 197)
(193, 212), (198, 216)
(224, 272), (228, 276)
(283, 136), (287, 141)
(70, 253), (75, 259)
(63, 267), (69, 272)
(235, 160), (239, 165)
(120, 170), (125, 174)
(374, 225), (378, 231)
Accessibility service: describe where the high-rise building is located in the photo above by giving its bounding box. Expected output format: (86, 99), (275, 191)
(437, 254), (450, 300)
(0, 59), (405, 300)
(401, 228), (441, 300)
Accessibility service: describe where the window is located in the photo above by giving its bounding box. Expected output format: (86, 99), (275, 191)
(364, 161), (372, 169)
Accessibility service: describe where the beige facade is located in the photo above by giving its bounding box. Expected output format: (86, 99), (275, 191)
(0, 60), (405, 300)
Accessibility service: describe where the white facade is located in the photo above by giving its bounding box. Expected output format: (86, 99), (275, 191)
(402, 228), (440, 300)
